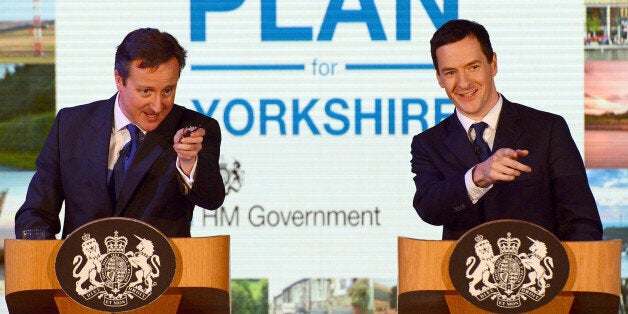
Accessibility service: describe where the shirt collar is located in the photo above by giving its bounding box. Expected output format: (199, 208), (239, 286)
(456, 94), (503, 133)
(113, 93), (146, 134)
(113, 93), (132, 132)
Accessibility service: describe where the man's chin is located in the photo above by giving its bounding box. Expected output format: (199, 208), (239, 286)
(456, 105), (484, 119)
(138, 121), (161, 132)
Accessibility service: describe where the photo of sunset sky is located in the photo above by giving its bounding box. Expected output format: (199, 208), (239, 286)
(584, 59), (628, 168)
(583, 3), (627, 169)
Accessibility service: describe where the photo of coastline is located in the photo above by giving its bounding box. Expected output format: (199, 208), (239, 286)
(584, 59), (628, 168)
(0, 1), (55, 310)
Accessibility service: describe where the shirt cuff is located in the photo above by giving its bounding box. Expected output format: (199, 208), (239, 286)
(465, 167), (492, 204)
(176, 157), (198, 190)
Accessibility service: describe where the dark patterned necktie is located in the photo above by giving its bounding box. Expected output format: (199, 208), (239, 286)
(471, 122), (491, 161)
(110, 124), (141, 205)
(122, 124), (141, 171)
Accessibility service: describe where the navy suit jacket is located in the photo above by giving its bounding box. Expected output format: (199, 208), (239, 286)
(15, 94), (225, 238)
(411, 97), (602, 241)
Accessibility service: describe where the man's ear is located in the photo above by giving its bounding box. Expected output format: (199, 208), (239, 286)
(491, 52), (498, 77)
(114, 70), (123, 89)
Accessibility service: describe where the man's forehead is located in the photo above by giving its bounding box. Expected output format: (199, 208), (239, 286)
(436, 40), (486, 65)
(128, 58), (180, 79)
(131, 57), (180, 70)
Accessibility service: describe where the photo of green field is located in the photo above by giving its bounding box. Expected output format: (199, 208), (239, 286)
(0, 22), (55, 64)
(0, 63), (55, 170)
(0, 1), (56, 169)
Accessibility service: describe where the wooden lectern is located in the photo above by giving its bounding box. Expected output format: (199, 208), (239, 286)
(398, 237), (621, 313)
(4, 235), (230, 314)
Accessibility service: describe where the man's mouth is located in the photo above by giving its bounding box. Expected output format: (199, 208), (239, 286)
(459, 89), (477, 99)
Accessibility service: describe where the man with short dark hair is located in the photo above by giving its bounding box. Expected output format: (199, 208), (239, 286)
(15, 28), (225, 238)
(411, 19), (602, 241)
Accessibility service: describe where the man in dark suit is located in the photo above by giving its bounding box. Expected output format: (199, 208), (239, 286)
(411, 19), (602, 241)
(15, 28), (225, 239)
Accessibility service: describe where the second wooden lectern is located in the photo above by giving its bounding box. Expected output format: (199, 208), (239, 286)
(398, 237), (621, 313)
(4, 235), (230, 314)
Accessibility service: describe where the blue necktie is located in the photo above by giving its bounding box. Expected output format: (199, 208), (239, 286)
(471, 122), (491, 161)
(123, 124), (141, 171)
(110, 124), (141, 206)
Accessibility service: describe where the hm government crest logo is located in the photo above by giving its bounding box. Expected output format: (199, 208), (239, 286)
(449, 220), (569, 313)
(220, 156), (244, 195)
(56, 218), (176, 312)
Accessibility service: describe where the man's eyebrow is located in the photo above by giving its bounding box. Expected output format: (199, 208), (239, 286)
(440, 59), (482, 72)
(135, 85), (154, 90)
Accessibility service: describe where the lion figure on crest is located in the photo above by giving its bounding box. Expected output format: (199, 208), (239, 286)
(466, 236), (497, 296)
(126, 236), (161, 294)
(73, 235), (104, 295)
(519, 237), (554, 295)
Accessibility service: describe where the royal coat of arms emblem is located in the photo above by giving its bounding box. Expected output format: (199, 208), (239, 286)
(56, 218), (176, 312)
(449, 220), (569, 313)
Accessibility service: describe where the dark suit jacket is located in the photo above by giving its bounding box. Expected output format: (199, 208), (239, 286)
(411, 96), (602, 241)
(15, 94), (225, 238)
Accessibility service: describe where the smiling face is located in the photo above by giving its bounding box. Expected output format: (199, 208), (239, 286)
(115, 57), (180, 131)
(435, 35), (499, 120)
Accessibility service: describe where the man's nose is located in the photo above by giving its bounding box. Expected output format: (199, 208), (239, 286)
(149, 95), (162, 113)
(457, 72), (471, 89)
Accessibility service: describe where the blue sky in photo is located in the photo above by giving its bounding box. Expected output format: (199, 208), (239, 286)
(0, 0), (54, 22)
(588, 169), (628, 228)
(587, 169), (628, 188)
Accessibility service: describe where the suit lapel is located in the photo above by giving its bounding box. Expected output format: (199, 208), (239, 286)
(85, 96), (116, 212)
(493, 98), (523, 151)
(114, 135), (166, 215)
(443, 114), (479, 169)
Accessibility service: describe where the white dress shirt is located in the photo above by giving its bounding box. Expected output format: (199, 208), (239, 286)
(108, 94), (196, 188)
(457, 95), (503, 204)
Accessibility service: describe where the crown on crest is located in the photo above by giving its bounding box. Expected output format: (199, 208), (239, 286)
(497, 232), (521, 255)
(81, 233), (97, 248)
(474, 234), (490, 248)
(105, 231), (128, 253)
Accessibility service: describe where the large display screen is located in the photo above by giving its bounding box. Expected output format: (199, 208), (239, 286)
(1, 1), (626, 313)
